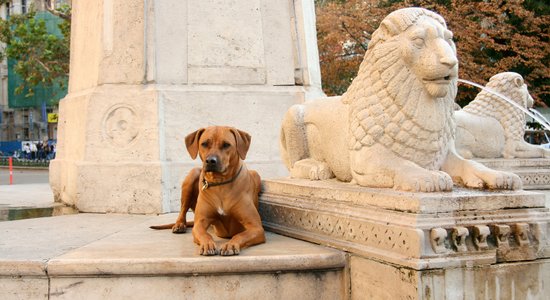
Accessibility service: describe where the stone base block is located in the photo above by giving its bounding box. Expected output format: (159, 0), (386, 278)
(351, 255), (550, 300)
(50, 84), (300, 213)
(476, 158), (550, 190)
(259, 178), (550, 275)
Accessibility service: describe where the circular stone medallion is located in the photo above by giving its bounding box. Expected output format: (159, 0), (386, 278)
(103, 104), (140, 147)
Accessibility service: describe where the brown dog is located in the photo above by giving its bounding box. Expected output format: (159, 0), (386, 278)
(151, 126), (265, 256)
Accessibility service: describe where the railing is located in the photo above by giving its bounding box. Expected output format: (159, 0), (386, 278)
(0, 156), (50, 168)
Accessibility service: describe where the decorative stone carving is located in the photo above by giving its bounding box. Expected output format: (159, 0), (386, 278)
(514, 223), (530, 246)
(473, 225), (490, 250)
(103, 104), (140, 147)
(260, 179), (550, 269)
(279, 7), (521, 192)
(430, 228), (448, 254)
(493, 224), (511, 248)
(451, 227), (469, 252)
(455, 72), (550, 159)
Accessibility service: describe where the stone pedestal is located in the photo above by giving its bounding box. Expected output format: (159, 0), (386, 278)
(475, 158), (550, 190)
(50, 0), (323, 213)
(260, 179), (550, 299)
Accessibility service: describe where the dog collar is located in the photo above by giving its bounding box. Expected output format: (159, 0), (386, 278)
(202, 165), (243, 191)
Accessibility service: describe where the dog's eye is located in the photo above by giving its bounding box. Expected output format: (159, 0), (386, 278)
(201, 141), (209, 148)
(221, 142), (231, 149)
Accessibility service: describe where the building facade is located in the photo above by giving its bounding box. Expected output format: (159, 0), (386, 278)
(0, 0), (68, 150)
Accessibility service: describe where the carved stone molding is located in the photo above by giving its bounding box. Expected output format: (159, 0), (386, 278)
(260, 179), (550, 270)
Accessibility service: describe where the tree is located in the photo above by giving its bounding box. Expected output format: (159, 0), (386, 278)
(0, 0), (70, 98)
(316, 0), (549, 108)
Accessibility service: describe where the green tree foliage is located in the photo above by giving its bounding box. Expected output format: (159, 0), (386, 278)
(316, 0), (549, 107)
(0, 2), (70, 98)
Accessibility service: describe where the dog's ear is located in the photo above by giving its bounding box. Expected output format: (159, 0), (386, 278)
(185, 128), (205, 159)
(231, 128), (251, 160)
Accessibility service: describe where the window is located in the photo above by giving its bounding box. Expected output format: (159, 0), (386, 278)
(6, 3), (10, 19)
(21, 0), (26, 14)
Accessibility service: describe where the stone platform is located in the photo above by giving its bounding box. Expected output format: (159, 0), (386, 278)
(476, 158), (550, 190)
(0, 213), (346, 300)
(259, 178), (550, 299)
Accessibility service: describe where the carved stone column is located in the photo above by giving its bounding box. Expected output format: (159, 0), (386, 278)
(49, 0), (323, 213)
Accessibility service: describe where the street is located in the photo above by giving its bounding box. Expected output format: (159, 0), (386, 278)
(0, 168), (49, 185)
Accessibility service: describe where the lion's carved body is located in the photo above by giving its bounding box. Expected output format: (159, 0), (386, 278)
(280, 8), (521, 192)
(455, 72), (550, 159)
(345, 44), (456, 171)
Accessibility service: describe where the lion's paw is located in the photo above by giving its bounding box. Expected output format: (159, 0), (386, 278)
(291, 159), (334, 181)
(395, 170), (453, 192)
(465, 168), (522, 190)
(309, 163), (334, 180)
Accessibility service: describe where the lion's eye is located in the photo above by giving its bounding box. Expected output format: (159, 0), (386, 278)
(444, 30), (453, 40)
(412, 37), (424, 48)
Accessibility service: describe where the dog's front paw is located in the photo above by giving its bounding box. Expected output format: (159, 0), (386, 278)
(198, 241), (218, 256)
(220, 241), (240, 256)
(171, 222), (187, 234)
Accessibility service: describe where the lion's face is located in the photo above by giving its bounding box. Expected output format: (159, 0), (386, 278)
(398, 16), (458, 98)
(518, 81), (534, 108)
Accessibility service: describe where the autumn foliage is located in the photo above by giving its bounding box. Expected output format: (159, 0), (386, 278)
(316, 0), (549, 107)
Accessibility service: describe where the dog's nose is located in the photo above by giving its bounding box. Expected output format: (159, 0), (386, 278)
(205, 156), (218, 166)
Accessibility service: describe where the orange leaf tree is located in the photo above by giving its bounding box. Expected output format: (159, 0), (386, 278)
(316, 0), (549, 107)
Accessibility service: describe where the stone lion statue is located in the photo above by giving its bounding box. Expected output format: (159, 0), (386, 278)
(280, 7), (521, 192)
(455, 72), (550, 159)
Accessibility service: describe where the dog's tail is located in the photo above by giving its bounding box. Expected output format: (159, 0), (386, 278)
(149, 221), (194, 230)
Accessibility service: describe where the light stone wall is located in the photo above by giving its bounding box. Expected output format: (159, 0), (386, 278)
(351, 256), (550, 300)
(50, 0), (324, 213)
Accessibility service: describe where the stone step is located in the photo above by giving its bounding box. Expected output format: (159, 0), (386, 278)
(0, 213), (346, 300)
(0, 203), (77, 221)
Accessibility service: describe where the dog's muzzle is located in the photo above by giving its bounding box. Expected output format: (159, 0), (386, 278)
(205, 155), (221, 172)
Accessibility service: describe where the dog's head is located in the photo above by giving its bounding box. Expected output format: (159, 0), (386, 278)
(185, 126), (251, 173)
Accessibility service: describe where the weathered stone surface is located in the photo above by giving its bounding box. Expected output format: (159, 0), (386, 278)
(260, 178), (550, 299)
(476, 158), (550, 190)
(0, 213), (347, 299)
(350, 255), (550, 300)
(260, 179), (550, 270)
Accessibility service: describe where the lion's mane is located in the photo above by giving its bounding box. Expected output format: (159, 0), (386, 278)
(341, 8), (458, 170)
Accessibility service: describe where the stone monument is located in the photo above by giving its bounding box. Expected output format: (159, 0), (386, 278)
(262, 7), (550, 299)
(49, 0), (324, 213)
(455, 72), (550, 189)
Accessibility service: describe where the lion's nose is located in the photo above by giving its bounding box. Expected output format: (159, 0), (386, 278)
(440, 56), (458, 68)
